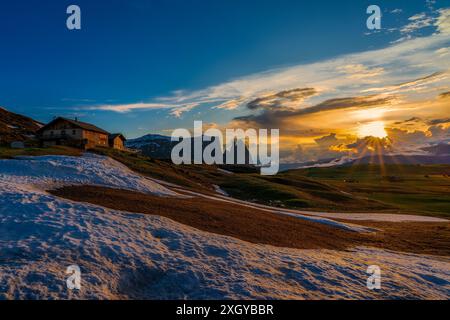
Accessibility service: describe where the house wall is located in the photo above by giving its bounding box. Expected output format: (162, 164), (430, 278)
(111, 137), (124, 150)
(82, 130), (108, 149)
(41, 128), (83, 139)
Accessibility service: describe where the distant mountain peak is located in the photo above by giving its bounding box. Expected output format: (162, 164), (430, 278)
(422, 143), (450, 156)
(128, 133), (171, 142)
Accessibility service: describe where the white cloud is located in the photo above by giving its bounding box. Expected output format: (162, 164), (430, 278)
(435, 8), (450, 34)
(409, 13), (427, 21)
(169, 103), (199, 117)
(213, 98), (247, 110)
(362, 71), (450, 94)
(400, 12), (434, 34)
(89, 102), (174, 113)
(391, 9), (403, 14)
(336, 64), (385, 80)
(436, 47), (450, 57)
(398, 8), (450, 36)
(85, 8), (450, 117)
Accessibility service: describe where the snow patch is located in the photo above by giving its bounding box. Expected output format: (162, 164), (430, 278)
(0, 153), (449, 299)
(0, 184), (449, 299)
(213, 185), (229, 196)
(0, 153), (177, 196)
(217, 168), (234, 175)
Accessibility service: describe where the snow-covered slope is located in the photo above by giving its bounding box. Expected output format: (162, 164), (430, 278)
(0, 188), (449, 299)
(0, 154), (177, 196)
(0, 154), (449, 299)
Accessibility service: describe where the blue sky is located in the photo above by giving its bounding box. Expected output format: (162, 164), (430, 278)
(0, 0), (449, 146)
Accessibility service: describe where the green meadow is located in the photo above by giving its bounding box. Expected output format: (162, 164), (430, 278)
(2, 146), (449, 217)
(218, 164), (450, 217)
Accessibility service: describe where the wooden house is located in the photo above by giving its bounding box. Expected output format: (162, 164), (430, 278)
(37, 117), (125, 150)
(108, 133), (126, 150)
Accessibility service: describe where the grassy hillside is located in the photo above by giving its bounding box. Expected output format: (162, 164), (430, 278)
(3, 145), (448, 217)
(295, 164), (450, 216)
(92, 147), (450, 216)
(0, 107), (42, 145)
(215, 171), (392, 212)
(216, 165), (450, 216)
(92, 147), (221, 192)
(0, 146), (82, 159)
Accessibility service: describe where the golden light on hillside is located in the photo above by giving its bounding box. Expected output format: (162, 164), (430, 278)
(357, 121), (388, 138)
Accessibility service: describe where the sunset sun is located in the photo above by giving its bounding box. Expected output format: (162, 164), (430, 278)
(357, 121), (388, 138)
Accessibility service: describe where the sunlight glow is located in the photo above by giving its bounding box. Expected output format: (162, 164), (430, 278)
(357, 121), (388, 138)
(351, 107), (386, 121)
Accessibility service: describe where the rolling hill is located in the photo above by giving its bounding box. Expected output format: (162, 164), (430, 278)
(0, 107), (42, 145)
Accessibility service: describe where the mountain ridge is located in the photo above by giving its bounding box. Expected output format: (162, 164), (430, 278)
(0, 107), (42, 145)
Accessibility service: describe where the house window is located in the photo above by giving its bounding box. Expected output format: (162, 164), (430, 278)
(50, 131), (54, 136)
(72, 130), (76, 135)
(62, 130), (66, 135)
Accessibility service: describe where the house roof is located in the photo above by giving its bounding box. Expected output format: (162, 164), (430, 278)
(37, 117), (110, 135)
(108, 133), (126, 142)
